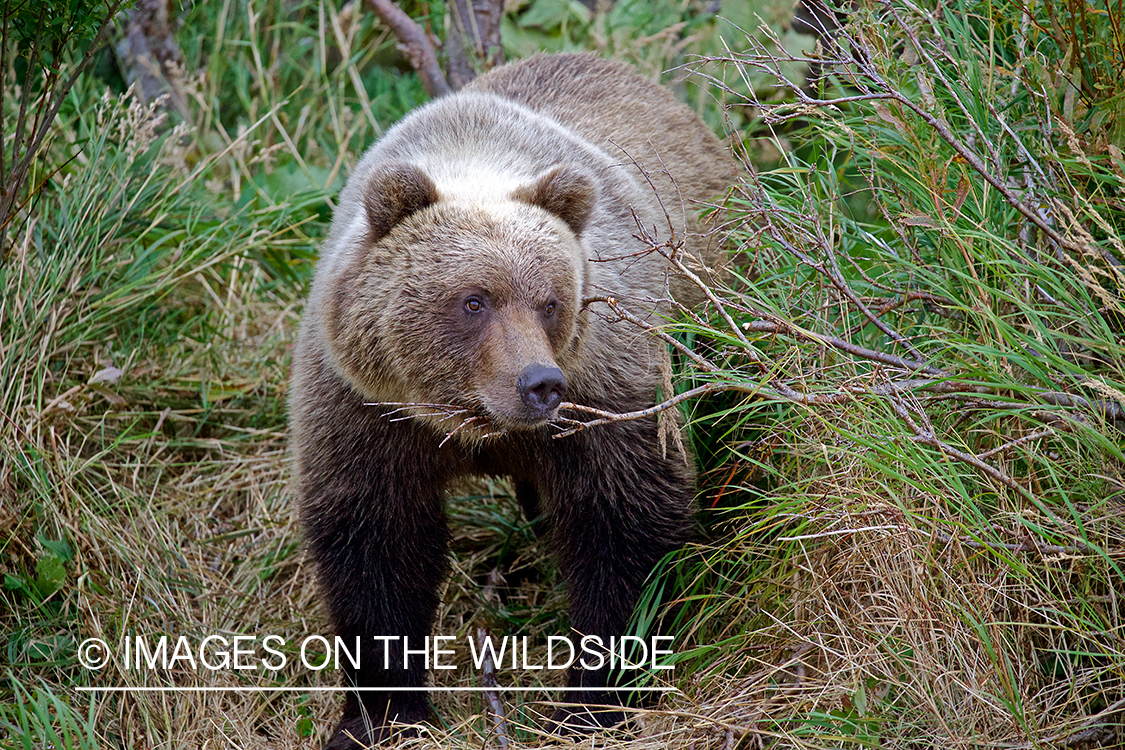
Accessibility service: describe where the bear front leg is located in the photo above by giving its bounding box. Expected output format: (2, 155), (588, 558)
(540, 420), (695, 732)
(307, 487), (449, 750)
(292, 360), (451, 749)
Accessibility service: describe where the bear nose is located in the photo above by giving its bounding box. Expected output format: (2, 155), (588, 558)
(518, 364), (567, 418)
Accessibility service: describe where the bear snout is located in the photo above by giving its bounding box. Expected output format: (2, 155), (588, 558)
(517, 363), (567, 419)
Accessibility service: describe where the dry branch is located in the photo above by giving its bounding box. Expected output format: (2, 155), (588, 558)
(364, 0), (451, 97)
(708, 4), (1094, 259)
(929, 528), (1090, 557)
(478, 569), (509, 749)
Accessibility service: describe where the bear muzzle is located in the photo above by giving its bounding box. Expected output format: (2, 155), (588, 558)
(517, 363), (567, 421)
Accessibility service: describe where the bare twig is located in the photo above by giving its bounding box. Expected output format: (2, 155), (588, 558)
(437, 415), (482, 447)
(868, 3), (1082, 255)
(477, 569), (509, 749)
(551, 353), (1121, 444)
(976, 429), (1054, 460)
(697, 17), (1090, 258)
(1044, 697), (1125, 744)
(587, 295), (720, 373)
(845, 290), (957, 338)
(740, 319), (946, 377)
(554, 382), (745, 438)
(475, 626), (509, 748)
(654, 230), (760, 357)
(364, 0), (451, 98)
(929, 529), (1090, 557)
(884, 393), (1087, 535)
(609, 143), (753, 357)
(821, 231), (926, 361)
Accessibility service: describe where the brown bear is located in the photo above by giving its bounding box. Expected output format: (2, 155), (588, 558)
(289, 52), (739, 749)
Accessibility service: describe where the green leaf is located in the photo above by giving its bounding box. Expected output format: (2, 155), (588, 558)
(35, 554), (66, 597)
(5, 572), (32, 593)
(519, 0), (590, 31)
(38, 536), (73, 562)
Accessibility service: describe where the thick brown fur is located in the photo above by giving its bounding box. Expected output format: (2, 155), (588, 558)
(289, 53), (739, 749)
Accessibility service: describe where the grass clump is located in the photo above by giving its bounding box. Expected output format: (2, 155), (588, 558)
(0, 78), (315, 748)
(0, 1), (356, 746)
(645, 0), (1125, 746)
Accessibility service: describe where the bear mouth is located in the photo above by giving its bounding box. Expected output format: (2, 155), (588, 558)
(369, 400), (558, 444)
(470, 409), (557, 435)
(441, 407), (566, 444)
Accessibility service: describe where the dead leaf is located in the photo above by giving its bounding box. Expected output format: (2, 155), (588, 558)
(952, 177), (970, 216)
(903, 213), (939, 228)
(872, 102), (906, 134)
(89, 366), (124, 385)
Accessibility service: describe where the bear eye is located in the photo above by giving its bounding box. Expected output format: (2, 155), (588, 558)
(465, 296), (484, 313)
(544, 301), (556, 316)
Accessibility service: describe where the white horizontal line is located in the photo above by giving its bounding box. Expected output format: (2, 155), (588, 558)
(76, 686), (678, 693)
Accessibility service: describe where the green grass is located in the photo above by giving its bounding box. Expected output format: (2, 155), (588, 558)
(658, 0), (1125, 745)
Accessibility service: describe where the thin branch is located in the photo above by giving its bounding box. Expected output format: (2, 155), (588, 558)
(885, 393), (1083, 535)
(845, 291), (958, 338)
(551, 363), (1123, 443)
(821, 229), (926, 361)
(928, 529), (1090, 557)
(740, 319), (946, 377)
(706, 11), (1090, 257)
(554, 382), (742, 438)
(609, 144), (756, 359)
(437, 415), (481, 447)
(587, 295), (720, 373)
(364, 0), (451, 98)
(915, 431), (1039, 504)
(1044, 697), (1125, 744)
(976, 429), (1054, 460)
(552, 368), (877, 438)
(864, 3), (1079, 254)
(477, 569), (509, 749)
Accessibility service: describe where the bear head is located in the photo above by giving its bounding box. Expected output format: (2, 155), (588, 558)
(323, 160), (599, 440)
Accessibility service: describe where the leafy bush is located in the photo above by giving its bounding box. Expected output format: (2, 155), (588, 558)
(0, 0), (126, 256)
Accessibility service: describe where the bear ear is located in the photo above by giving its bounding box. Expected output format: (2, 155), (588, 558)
(512, 163), (598, 236)
(363, 161), (439, 242)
